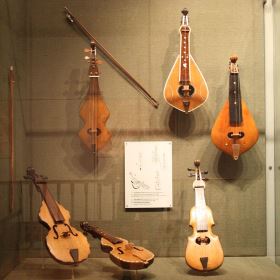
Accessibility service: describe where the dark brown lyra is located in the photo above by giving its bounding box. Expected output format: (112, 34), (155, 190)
(24, 168), (90, 264)
(211, 56), (259, 160)
(81, 222), (154, 270)
(79, 42), (111, 153)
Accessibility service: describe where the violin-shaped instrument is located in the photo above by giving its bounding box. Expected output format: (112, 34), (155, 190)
(211, 56), (259, 160)
(24, 168), (90, 264)
(80, 222), (154, 270)
(163, 9), (209, 113)
(79, 42), (111, 153)
(185, 160), (224, 271)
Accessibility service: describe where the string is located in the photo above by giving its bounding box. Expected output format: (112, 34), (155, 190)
(234, 73), (238, 135)
(180, 27), (189, 87)
(194, 167), (208, 262)
(90, 47), (99, 204)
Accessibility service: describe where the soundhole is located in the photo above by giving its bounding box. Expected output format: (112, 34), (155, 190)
(195, 236), (210, 245)
(227, 131), (245, 139)
(178, 84), (195, 97)
(87, 127), (101, 136)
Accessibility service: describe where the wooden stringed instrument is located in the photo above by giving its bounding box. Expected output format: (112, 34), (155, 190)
(185, 160), (224, 271)
(211, 56), (259, 160)
(163, 8), (209, 113)
(8, 66), (15, 211)
(24, 167), (90, 264)
(80, 222), (154, 270)
(79, 42), (111, 153)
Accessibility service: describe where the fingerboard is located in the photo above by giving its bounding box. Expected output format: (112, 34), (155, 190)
(179, 25), (191, 84)
(229, 73), (243, 125)
(89, 227), (123, 245)
(88, 78), (101, 95)
(37, 183), (65, 223)
(194, 187), (208, 232)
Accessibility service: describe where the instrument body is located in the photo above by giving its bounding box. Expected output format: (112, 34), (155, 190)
(163, 9), (208, 113)
(79, 43), (111, 152)
(25, 168), (90, 264)
(211, 56), (259, 160)
(81, 222), (154, 270)
(185, 161), (224, 271)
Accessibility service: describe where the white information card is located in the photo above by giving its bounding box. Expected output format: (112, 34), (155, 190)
(125, 141), (172, 208)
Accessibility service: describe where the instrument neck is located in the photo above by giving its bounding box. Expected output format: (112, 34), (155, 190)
(194, 187), (206, 208)
(88, 75), (100, 96)
(229, 73), (243, 125)
(88, 227), (122, 245)
(194, 187), (208, 232)
(179, 24), (191, 84)
(37, 183), (65, 223)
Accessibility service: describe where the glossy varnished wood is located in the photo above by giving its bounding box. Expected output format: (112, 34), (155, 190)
(80, 222), (154, 270)
(100, 237), (154, 270)
(211, 100), (259, 158)
(79, 93), (111, 151)
(163, 55), (208, 112)
(185, 206), (224, 271)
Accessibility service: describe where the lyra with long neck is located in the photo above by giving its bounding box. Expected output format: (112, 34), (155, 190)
(178, 9), (194, 98)
(163, 8), (209, 113)
(79, 42), (111, 153)
(227, 56), (244, 159)
(24, 167), (91, 265)
(81, 222), (122, 244)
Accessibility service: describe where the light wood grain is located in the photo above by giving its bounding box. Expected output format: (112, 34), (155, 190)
(185, 206), (224, 271)
(39, 201), (91, 264)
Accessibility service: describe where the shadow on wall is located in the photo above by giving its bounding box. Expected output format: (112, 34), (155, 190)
(167, 106), (210, 139)
(199, 138), (264, 188)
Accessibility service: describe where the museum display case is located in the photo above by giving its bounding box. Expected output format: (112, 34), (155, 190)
(0, 0), (279, 279)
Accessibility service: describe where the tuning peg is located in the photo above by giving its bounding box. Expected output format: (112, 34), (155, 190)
(96, 59), (102, 64)
(201, 170), (208, 175)
(187, 168), (195, 172)
(188, 173), (195, 177)
(181, 8), (188, 16)
(84, 48), (92, 53)
(84, 56), (90, 61)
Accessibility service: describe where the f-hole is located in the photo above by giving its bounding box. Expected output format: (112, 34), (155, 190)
(117, 247), (124, 254)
